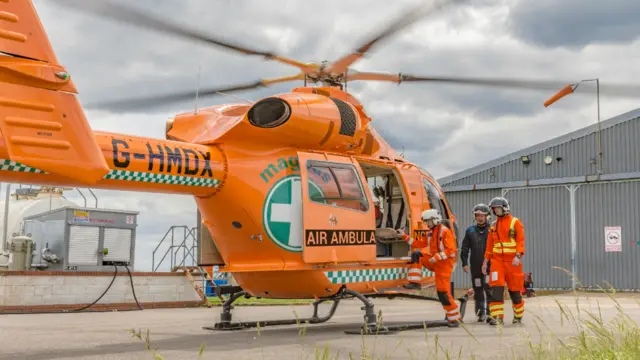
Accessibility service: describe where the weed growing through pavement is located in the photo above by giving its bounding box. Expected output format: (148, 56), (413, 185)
(125, 270), (639, 359)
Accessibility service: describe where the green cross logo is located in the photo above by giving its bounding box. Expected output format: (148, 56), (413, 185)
(263, 175), (324, 252)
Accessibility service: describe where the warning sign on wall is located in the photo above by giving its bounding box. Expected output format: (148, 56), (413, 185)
(73, 210), (89, 223)
(604, 226), (622, 252)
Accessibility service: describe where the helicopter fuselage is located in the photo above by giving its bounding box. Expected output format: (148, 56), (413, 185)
(0, 82), (458, 298)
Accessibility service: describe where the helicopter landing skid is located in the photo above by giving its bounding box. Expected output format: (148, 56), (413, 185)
(204, 285), (393, 334)
(203, 285), (468, 335)
(203, 285), (352, 332)
(343, 290), (470, 335)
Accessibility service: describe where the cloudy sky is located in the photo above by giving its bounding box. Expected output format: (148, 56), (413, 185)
(22, 0), (640, 271)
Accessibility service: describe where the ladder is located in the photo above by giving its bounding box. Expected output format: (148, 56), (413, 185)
(173, 265), (214, 307)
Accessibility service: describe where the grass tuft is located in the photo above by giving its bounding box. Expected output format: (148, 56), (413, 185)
(126, 269), (638, 359)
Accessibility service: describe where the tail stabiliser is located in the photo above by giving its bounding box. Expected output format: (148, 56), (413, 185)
(0, 1), (226, 196)
(0, 0), (109, 184)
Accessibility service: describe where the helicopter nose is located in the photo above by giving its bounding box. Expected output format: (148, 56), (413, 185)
(247, 97), (291, 128)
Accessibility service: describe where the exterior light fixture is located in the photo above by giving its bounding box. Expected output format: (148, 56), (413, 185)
(520, 156), (531, 165)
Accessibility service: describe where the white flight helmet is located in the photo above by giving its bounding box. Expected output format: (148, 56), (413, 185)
(421, 209), (443, 226)
(489, 197), (510, 216)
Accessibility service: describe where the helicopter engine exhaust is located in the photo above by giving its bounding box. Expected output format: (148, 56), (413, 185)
(247, 97), (291, 129)
(240, 89), (370, 154)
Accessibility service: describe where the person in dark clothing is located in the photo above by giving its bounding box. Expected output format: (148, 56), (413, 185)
(460, 203), (493, 322)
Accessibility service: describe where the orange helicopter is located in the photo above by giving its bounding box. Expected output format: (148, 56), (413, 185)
(1, 0), (639, 334)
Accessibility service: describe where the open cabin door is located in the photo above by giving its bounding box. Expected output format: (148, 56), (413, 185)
(298, 152), (376, 264)
(395, 163), (427, 238)
(196, 209), (225, 266)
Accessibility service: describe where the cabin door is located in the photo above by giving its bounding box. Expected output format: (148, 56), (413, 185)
(395, 163), (427, 238)
(298, 151), (376, 264)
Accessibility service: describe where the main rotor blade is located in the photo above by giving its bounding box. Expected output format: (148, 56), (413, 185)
(56, 0), (318, 74)
(346, 71), (640, 98)
(325, 0), (467, 75)
(86, 74), (305, 111)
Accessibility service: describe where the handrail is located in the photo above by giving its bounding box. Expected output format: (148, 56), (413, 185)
(173, 227), (198, 268)
(151, 225), (198, 272)
(152, 225), (231, 299)
(75, 188), (87, 207)
(87, 188), (98, 208)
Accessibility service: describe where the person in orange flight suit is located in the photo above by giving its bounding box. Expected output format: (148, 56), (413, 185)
(396, 209), (461, 328)
(481, 197), (525, 325)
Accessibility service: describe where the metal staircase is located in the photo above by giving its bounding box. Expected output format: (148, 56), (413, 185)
(151, 225), (198, 272)
(152, 225), (229, 303)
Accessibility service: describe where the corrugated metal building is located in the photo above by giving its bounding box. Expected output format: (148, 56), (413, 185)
(438, 108), (640, 291)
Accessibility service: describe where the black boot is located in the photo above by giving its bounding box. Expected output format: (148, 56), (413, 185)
(489, 317), (503, 326)
(476, 310), (487, 322)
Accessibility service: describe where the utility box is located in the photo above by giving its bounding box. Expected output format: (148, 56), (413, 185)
(22, 206), (139, 272)
(8, 235), (34, 271)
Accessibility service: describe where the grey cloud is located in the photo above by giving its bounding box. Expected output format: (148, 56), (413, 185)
(35, 0), (493, 114)
(32, 0), (640, 172)
(507, 0), (640, 49)
(363, 99), (466, 149)
(35, 0), (638, 119)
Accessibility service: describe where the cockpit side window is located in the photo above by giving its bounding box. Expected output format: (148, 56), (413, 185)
(307, 163), (370, 212)
(422, 177), (448, 219)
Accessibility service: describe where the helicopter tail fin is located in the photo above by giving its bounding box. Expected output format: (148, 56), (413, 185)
(0, 0), (109, 184)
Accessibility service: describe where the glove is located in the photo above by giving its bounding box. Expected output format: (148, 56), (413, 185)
(410, 250), (424, 263)
(512, 256), (521, 266)
(428, 256), (436, 264)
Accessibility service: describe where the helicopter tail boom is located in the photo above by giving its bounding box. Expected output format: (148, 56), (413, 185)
(0, 129), (226, 196)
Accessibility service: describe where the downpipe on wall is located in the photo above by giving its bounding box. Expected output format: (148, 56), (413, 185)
(564, 184), (580, 291)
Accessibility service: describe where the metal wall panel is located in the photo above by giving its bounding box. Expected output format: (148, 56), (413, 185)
(442, 189), (503, 288)
(575, 181), (640, 290)
(103, 228), (132, 262)
(442, 117), (640, 187)
(601, 119), (640, 174)
(445, 182), (640, 291)
(68, 225), (100, 265)
(504, 186), (573, 289)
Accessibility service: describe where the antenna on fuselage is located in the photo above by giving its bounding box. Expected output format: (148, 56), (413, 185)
(194, 65), (201, 114)
(214, 91), (252, 104)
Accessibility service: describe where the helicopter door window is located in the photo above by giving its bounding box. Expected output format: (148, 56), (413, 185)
(440, 199), (450, 220)
(423, 178), (446, 216)
(307, 163), (369, 212)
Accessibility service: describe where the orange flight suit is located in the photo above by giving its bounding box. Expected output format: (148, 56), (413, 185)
(484, 214), (525, 321)
(402, 225), (460, 324)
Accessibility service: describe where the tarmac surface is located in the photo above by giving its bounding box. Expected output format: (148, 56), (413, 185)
(1, 292), (639, 360)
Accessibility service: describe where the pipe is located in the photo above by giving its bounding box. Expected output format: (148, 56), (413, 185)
(2, 183), (10, 252)
(596, 78), (602, 175)
(569, 185), (577, 290)
(76, 188), (87, 207)
(87, 188), (98, 208)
